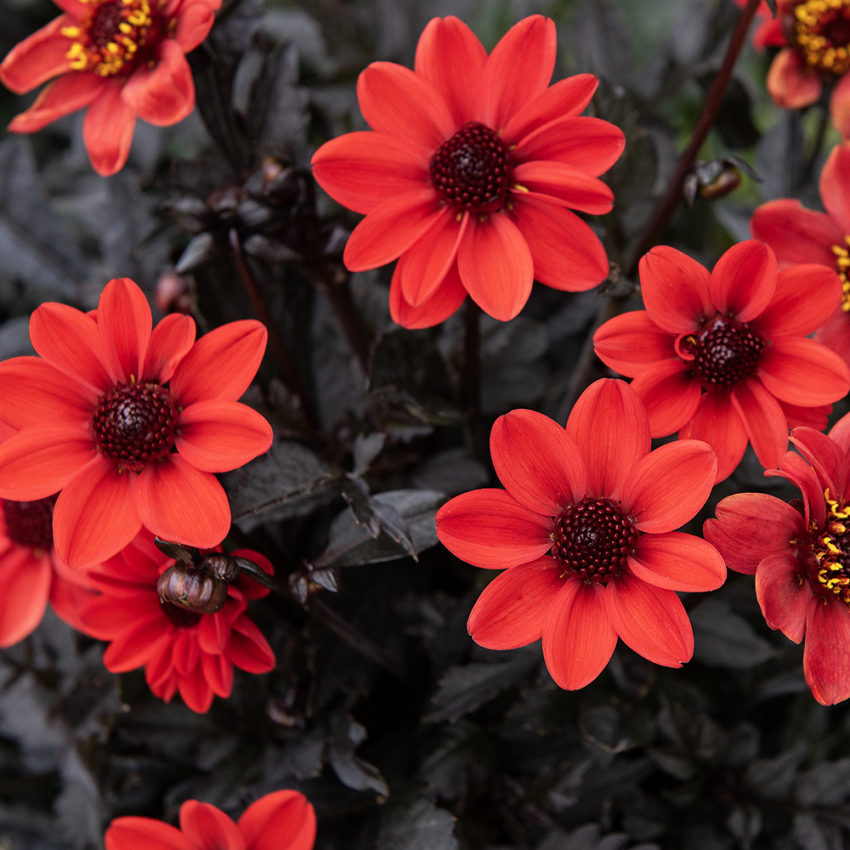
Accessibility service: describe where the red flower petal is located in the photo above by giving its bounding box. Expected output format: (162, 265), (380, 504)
(101, 614), (171, 671)
(176, 665), (215, 712)
(604, 572), (693, 667)
(512, 116), (625, 176)
(750, 199), (844, 268)
(731, 379), (789, 472)
(357, 62), (454, 154)
(631, 360), (702, 437)
(830, 409), (850, 454)
(389, 258), (467, 328)
(512, 161), (614, 215)
(176, 400), (273, 472)
(173, 0), (218, 52)
(0, 547), (51, 647)
(170, 320), (266, 406)
(593, 311), (677, 377)
(83, 78), (137, 176)
(704, 493), (802, 575)
(709, 240), (777, 323)
(343, 189), (444, 272)
(435, 489), (553, 569)
(227, 616), (275, 672)
(105, 816), (196, 850)
(565, 379), (650, 500)
(311, 132), (430, 216)
(201, 652), (234, 698)
(804, 597), (850, 705)
(98, 277), (152, 385)
(456, 213), (533, 321)
(820, 142), (850, 233)
(502, 74), (599, 145)
(755, 553), (811, 643)
(0, 16), (72, 94)
(509, 196), (608, 292)
(0, 426), (96, 501)
(622, 440), (716, 533)
(791, 426), (847, 501)
(753, 264), (843, 338)
(628, 532), (726, 593)
(135, 455), (230, 549)
(768, 450), (826, 531)
(780, 399), (830, 431)
(53, 457), (141, 568)
(815, 307), (850, 369)
(143, 313), (196, 383)
(766, 47), (821, 108)
(29, 302), (111, 392)
(414, 16), (486, 129)
(0, 357), (94, 430)
(121, 39), (194, 126)
(490, 409), (586, 515)
(180, 801), (243, 850)
(542, 578), (616, 689)
(760, 338), (850, 406)
(830, 70), (850, 139)
(479, 16), (556, 131)
(467, 558), (563, 650)
(638, 246), (712, 333)
(679, 391), (748, 483)
(238, 790), (317, 850)
(400, 209), (467, 306)
(8, 72), (103, 133)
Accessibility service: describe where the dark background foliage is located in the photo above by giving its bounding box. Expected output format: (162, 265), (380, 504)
(1, 0), (848, 848)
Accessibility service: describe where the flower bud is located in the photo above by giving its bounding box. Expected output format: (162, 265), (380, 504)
(157, 564), (229, 614)
(200, 553), (241, 581)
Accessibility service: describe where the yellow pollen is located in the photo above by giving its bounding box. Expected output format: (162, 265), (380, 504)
(510, 183), (530, 193)
(794, 0), (850, 75)
(833, 237), (850, 310)
(812, 487), (850, 606)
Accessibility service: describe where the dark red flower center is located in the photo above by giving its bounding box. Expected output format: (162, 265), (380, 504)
(552, 498), (638, 583)
(2, 495), (58, 551)
(160, 599), (203, 628)
(801, 490), (850, 606)
(832, 235), (850, 311)
(430, 123), (510, 211)
(792, 0), (850, 75)
(61, 0), (168, 77)
(679, 315), (766, 390)
(93, 382), (178, 472)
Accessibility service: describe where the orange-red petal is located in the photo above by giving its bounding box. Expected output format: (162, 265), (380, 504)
(759, 337), (850, 406)
(0, 547), (52, 647)
(173, 0), (219, 52)
(630, 360), (702, 437)
(830, 68), (850, 138)
(180, 801), (243, 850)
(820, 141), (850, 233)
(8, 72), (103, 133)
(388, 258), (467, 329)
(628, 532), (726, 593)
(680, 391), (748, 483)
(143, 313), (197, 382)
(238, 789), (317, 850)
(83, 79), (137, 176)
(751, 199), (845, 268)
(0, 16), (73, 94)
(105, 816), (196, 850)
(754, 264), (842, 338)
(638, 246), (712, 333)
(512, 161), (614, 215)
(755, 553), (811, 643)
(98, 277), (152, 385)
(731, 379), (789, 472)
(400, 208), (467, 307)
(121, 39), (195, 126)
(227, 616), (275, 672)
(593, 311), (677, 377)
(767, 47), (821, 108)
(803, 597), (850, 705)
(709, 240), (777, 322)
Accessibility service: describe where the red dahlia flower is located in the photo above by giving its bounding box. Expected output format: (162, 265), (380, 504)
(311, 15), (624, 328)
(0, 0), (220, 176)
(76, 530), (275, 712)
(0, 277), (273, 569)
(752, 140), (850, 368)
(435, 379), (725, 690)
(593, 240), (850, 483)
(705, 415), (850, 704)
(106, 789), (316, 850)
(750, 0), (850, 136)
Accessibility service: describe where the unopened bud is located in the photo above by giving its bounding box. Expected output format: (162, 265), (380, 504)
(157, 564), (229, 614)
(200, 553), (241, 581)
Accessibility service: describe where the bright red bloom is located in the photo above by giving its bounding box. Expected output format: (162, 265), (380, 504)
(594, 240), (850, 483)
(0, 277), (273, 568)
(743, 0), (850, 137)
(0, 0), (220, 176)
(311, 15), (623, 328)
(75, 530), (275, 712)
(435, 379), (725, 690)
(752, 140), (850, 368)
(705, 414), (850, 705)
(105, 789), (316, 850)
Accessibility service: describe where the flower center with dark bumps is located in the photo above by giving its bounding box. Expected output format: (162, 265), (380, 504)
(793, 0), (850, 75)
(93, 382), (178, 472)
(61, 0), (167, 77)
(801, 490), (850, 605)
(430, 123), (510, 211)
(2, 495), (58, 550)
(552, 498), (639, 583)
(680, 316), (766, 390)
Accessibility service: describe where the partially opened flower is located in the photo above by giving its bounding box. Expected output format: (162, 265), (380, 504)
(0, 277), (273, 568)
(76, 530), (275, 712)
(311, 15), (624, 328)
(705, 414), (850, 705)
(0, 0), (220, 176)
(752, 139), (850, 367)
(106, 788), (316, 850)
(755, 0), (850, 137)
(435, 379), (725, 690)
(594, 240), (850, 482)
